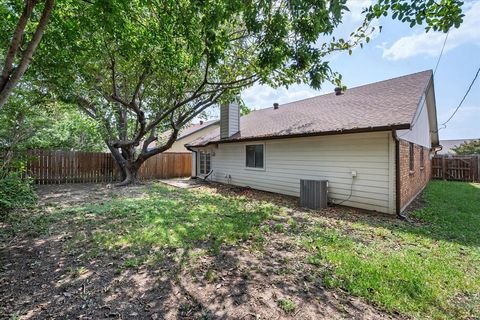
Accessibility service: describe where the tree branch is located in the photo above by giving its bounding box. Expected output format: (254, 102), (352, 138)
(0, 0), (38, 90)
(0, 0), (55, 109)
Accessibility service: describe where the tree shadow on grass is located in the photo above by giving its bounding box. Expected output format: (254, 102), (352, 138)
(0, 183), (393, 319)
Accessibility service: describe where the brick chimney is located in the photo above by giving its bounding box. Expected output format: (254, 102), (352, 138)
(220, 102), (240, 139)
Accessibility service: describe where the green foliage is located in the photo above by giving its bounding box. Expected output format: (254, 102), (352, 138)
(24, 106), (105, 152)
(240, 104), (251, 116)
(2, 0), (465, 183)
(277, 298), (296, 313)
(367, 0), (465, 32)
(0, 97), (105, 152)
(0, 167), (37, 212)
(452, 139), (480, 155)
(302, 181), (480, 319)
(29, 0), (464, 142)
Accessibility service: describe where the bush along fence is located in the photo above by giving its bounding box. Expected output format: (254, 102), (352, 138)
(432, 155), (479, 182)
(25, 149), (192, 184)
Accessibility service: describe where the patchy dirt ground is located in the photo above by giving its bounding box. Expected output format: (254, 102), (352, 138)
(1, 181), (400, 320)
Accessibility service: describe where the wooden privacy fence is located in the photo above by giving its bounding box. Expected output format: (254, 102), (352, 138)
(25, 150), (191, 184)
(137, 152), (192, 180)
(432, 155), (479, 182)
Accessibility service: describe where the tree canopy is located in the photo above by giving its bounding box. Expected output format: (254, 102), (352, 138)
(452, 140), (480, 155)
(1, 0), (466, 184)
(0, 96), (105, 153)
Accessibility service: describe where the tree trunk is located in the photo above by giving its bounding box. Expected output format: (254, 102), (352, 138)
(107, 144), (145, 187)
(115, 162), (141, 186)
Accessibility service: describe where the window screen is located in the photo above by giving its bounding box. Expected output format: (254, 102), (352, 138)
(205, 152), (211, 173)
(420, 147), (424, 168)
(199, 151), (210, 174)
(246, 144), (264, 168)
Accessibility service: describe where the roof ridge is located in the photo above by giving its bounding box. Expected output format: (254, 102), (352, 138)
(253, 69), (433, 112)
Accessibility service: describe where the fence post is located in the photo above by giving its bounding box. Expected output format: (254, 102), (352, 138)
(472, 154), (480, 182)
(442, 156), (447, 180)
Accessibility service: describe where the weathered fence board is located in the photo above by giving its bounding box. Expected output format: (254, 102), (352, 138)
(25, 150), (191, 184)
(432, 155), (479, 182)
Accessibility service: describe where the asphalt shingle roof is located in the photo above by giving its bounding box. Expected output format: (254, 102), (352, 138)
(176, 119), (219, 139)
(188, 70), (433, 147)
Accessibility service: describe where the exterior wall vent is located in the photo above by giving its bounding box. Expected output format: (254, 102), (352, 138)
(300, 179), (328, 209)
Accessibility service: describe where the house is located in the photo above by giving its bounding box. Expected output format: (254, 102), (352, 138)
(186, 70), (439, 215)
(153, 119), (219, 153)
(438, 139), (477, 155)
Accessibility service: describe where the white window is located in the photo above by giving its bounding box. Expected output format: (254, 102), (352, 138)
(199, 151), (211, 174)
(245, 144), (264, 169)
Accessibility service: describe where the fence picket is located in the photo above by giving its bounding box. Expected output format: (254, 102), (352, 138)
(432, 155), (479, 182)
(25, 150), (191, 184)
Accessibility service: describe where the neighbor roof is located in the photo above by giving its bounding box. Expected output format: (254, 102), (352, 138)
(188, 70), (433, 147)
(150, 119), (219, 149)
(158, 119), (219, 143)
(438, 139), (478, 155)
(176, 119), (219, 140)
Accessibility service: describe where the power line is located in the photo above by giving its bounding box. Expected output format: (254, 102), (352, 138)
(437, 66), (480, 132)
(402, 31), (450, 136)
(434, 31), (449, 76)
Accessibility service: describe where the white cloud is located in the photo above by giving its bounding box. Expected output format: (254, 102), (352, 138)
(382, 1), (480, 60)
(345, 0), (373, 22)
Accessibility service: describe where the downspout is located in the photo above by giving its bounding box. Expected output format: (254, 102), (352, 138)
(185, 145), (197, 178)
(392, 130), (407, 220)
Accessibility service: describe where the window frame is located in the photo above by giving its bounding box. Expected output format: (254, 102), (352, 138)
(420, 147), (425, 170)
(244, 143), (265, 171)
(409, 142), (415, 173)
(199, 150), (211, 175)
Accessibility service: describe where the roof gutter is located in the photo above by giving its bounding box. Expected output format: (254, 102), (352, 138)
(191, 124), (411, 148)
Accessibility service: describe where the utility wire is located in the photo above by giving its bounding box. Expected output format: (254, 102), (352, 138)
(433, 31), (449, 76)
(437, 66), (480, 132)
(399, 31), (450, 138)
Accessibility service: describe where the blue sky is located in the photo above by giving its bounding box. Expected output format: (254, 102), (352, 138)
(241, 0), (480, 140)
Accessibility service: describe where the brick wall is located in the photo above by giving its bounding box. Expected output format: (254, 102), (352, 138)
(399, 139), (432, 211)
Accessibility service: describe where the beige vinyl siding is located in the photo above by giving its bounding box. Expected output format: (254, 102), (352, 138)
(197, 131), (396, 214)
(165, 124), (219, 152)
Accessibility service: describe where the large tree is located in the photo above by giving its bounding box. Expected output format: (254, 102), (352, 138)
(29, 0), (464, 185)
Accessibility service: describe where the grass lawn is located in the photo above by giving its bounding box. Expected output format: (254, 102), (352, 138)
(302, 181), (480, 319)
(1, 180), (479, 319)
(5, 184), (276, 266)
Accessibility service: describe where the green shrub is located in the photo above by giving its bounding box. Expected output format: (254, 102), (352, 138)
(0, 169), (37, 211)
